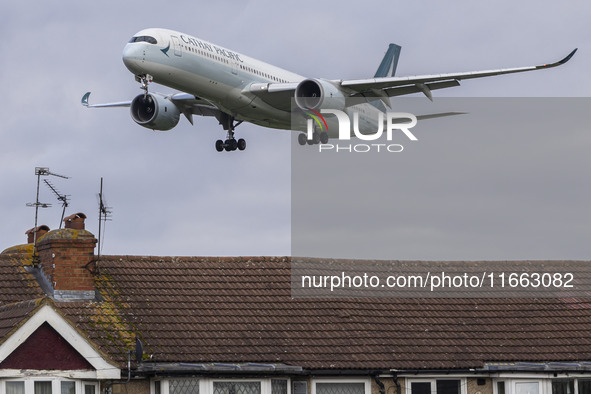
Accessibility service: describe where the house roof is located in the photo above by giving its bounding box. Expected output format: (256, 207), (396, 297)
(58, 256), (591, 371)
(0, 250), (44, 307)
(0, 299), (45, 345)
(2, 251), (591, 372)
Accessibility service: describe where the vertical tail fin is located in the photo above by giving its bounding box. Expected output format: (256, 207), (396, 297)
(374, 43), (402, 78)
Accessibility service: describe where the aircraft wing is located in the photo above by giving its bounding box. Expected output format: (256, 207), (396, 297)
(81, 92), (223, 124)
(338, 48), (577, 100)
(249, 48), (577, 106)
(81, 92), (131, 108)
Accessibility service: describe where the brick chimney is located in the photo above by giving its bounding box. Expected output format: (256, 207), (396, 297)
(36, 213), (97, 301)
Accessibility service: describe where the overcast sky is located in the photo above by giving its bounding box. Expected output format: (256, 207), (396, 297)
(0, 1), (589, 258)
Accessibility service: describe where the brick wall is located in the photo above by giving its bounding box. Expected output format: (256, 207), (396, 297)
(36, 228), (97, 295)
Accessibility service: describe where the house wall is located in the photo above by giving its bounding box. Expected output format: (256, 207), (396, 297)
(371, 378), (398, 394)
(467, 378), (493, 394)
(111, 380), (150, 394)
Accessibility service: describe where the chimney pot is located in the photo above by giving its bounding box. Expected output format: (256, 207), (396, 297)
(63, 212), (87, 230)
(25, 225), (50, 244)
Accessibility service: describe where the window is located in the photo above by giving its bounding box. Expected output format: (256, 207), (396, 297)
(313, 380), (369, 394)
(411, 383), (431, 394)
(497, 382), (506, 394)
(316, 383), (365, 394)
(61, 382), (75, 394)
(272, 380), (288, 394)
(169, 379), (200, 394)
(213, 382), (260, 394)
(408, 380), (462, 394)
(34, 382), (52, 394)
(579, 380), (591, 394)
(3, 380), (94, 394)
(152, 378), (290, 394)
(129, 36), (158, 45)
(553, 381), (574, 394)
(515, 382), (539, 394)
(6, 382), (25, 394)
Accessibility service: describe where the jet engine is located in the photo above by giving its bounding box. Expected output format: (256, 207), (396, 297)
(130, 93), (181, 131)
(294, 79), (346, 111)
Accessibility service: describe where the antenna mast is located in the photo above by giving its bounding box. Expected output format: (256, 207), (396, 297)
(26, 167), (69, 264)
(97, 177), (113, 263)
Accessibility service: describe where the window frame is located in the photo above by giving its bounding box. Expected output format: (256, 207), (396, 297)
(492, 378), (591, 394)
(405, 378), (467, 394)
(151, 378), (291, 394)
(311, 378), (371, 394)
(0, 379), (98, 394)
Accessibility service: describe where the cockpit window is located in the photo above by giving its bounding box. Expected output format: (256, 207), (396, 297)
(129, 36), (158, 45)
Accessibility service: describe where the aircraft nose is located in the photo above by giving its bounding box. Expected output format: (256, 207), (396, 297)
(122, 43), (145, 74)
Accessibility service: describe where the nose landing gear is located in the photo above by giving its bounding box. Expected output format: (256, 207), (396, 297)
(135, 74), (153, 97)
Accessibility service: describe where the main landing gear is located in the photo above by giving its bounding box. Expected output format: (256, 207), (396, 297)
(216, 113), (246, 152)
(297, 131), (329, 146)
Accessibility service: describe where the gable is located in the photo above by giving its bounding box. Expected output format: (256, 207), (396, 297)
(0, 303), (120, 379)
(0, 322), (94, 370)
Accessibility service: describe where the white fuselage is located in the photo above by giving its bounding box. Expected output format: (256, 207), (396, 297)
(122, 28), (385, 135)
(122, 28), (306, 130)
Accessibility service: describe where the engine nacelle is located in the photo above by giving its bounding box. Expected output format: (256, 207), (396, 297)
(294, 79), (346, 111)
(130, 93), (181, 131)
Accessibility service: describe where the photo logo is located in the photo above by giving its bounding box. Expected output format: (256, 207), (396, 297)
(303, 108), (328, 135)
(309, 109), (418, 153)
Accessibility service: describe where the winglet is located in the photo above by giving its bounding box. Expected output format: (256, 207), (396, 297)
(537, 48), (578, 69)
(558, 48), (578, 65)
(81, 92), (91, 107)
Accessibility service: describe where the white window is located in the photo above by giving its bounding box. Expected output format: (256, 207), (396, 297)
(515, 382), (540, 394)
(272, 380), (288, 394)
(0, 380), (96, 394)
(61, 382), (75, 394)
(494, 378), (591, 394)
(6, 382), (25, 394)
(312, 379), (370, 394)
(151, 378), (290, 394)
(406, 379), (465, 394)
(169, 379), (200, 394)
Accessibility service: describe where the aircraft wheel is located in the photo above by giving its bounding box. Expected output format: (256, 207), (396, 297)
(224, 139), (232, 151)
(237, 138), (246, 151)
(215, 140), (224, 152)
(312, 132), (320, 144)
(298, 133), (307, 146)
(230, 139), (238, 151)
(320, 132), (329, 144)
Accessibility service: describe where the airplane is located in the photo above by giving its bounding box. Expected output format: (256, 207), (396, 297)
(82, 28), (577, 152)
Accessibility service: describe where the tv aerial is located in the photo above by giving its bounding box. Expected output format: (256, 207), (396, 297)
(43, 179), (70, 229)
(26, 167), (70, 262)
(97, 177), (113, 261)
